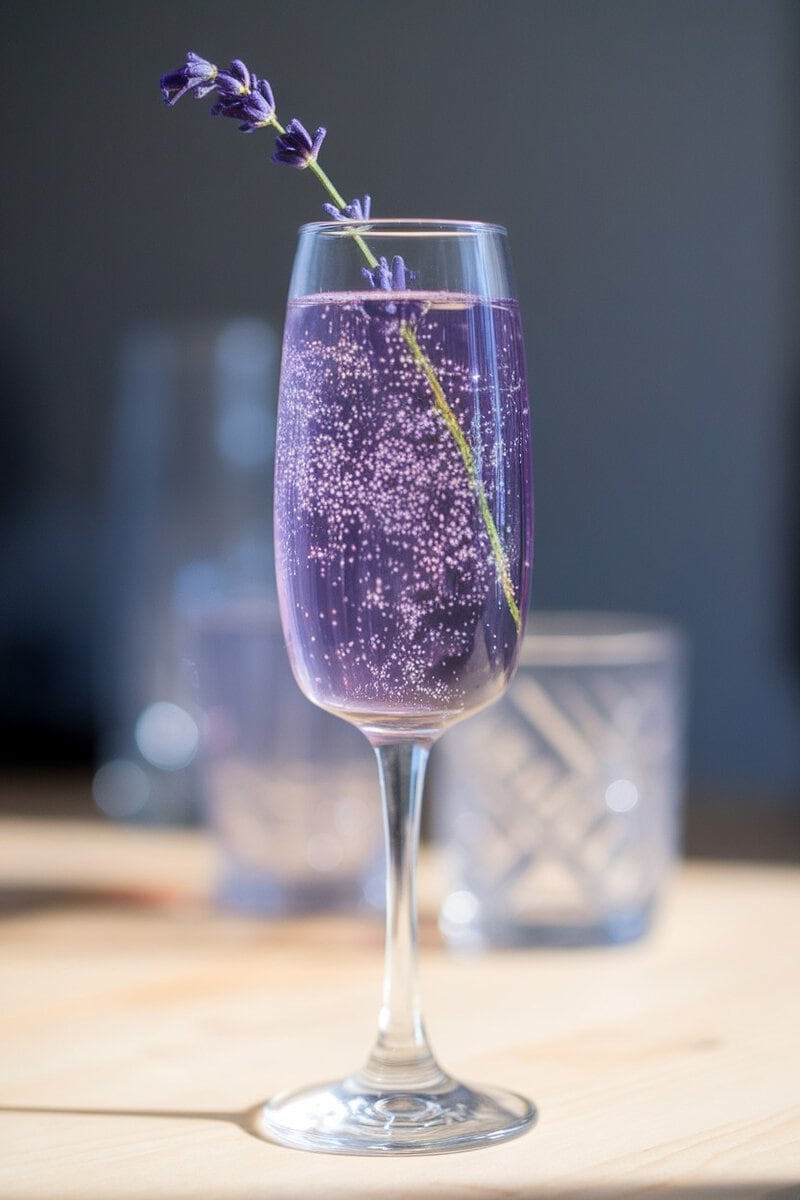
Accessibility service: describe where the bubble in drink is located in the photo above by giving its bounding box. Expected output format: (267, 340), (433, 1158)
(275, 291), (532, 729)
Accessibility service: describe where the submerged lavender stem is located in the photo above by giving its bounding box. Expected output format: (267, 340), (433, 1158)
(399, 323), (522, 634)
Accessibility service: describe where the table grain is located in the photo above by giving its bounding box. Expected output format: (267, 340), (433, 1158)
(1, 817), (798, 1199)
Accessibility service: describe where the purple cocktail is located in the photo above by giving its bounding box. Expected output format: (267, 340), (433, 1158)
(261, 220), (536, 1155)
(275, 290), (532, 736)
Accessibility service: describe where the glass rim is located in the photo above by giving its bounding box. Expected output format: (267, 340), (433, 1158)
(298, 218), (508, 238)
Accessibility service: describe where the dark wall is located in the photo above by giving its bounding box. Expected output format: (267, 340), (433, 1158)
(1, 1), (798, 792)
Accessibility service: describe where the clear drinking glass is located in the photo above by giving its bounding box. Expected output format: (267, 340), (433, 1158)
(257, 219), (535, 1154)
(438, 613), (687, 947)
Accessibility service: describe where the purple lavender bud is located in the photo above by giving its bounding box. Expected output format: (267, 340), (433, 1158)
(365, 256), (393, 290)
(391, 254), (409, 289)
(273, 120), (326, 169)
(239, 77), (276, 130)
(322, 194), (372, 221)
(212, 77), (276, 130)
(362, 254), (412, 292)
(254, 77), (276, 111)
(214, 59), (252, 98)
(361, 254), (417, 323)
(160, 51), (218, 106)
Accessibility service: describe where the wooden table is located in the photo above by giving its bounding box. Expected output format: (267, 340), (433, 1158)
(1, 816), (799, 1198)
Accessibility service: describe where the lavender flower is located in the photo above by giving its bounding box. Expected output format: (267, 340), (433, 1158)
(236, 79), (277, 131)
(273, 120), (326, 169)
(362, 255), (411, 291)
(160, 52), (218, 105)
(323, 194), (371, 221)
(212, 76), (276, 131)
(214, 58), (252, 98)
(360, 255), (418, 326)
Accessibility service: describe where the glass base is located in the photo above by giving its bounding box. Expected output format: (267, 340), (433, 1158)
(254, 1072), (536, 1155)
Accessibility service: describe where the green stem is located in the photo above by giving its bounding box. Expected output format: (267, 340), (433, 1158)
(308, 158), (378, 269)
(400, 324), (522, 634)
(307, 158), (346, 210)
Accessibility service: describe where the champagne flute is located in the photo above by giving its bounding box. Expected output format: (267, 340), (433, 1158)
(258, 218), (535, 1154)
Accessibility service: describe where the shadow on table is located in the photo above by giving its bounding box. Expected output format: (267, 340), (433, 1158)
(0, 877), (402, 934)
(0, 884), (169, 918)
(1, 1104), (799, 1199)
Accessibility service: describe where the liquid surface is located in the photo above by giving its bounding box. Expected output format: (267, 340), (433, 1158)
(275, 291), (532, 730)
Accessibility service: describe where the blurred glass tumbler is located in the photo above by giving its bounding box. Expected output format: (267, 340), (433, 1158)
(96, 317), (381, 911)
(195, 601), (382, 914)
(437, 614), (687, 947)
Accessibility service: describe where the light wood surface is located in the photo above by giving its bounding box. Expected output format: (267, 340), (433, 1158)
(1, 816), (799, 1199)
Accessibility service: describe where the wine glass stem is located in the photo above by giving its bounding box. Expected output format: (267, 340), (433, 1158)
(359, 741), (446, 1092)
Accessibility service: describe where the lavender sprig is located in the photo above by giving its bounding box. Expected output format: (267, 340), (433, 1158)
(159, 51), (378, 271)
(159, 51), (521, 630)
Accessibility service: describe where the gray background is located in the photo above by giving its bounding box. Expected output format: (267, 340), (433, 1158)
(1, 1), (798, 797)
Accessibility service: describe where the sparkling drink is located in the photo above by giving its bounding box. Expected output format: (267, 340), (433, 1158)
(261, 220), (536, 1155)
(275, 290), (532, 733)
